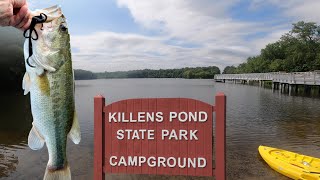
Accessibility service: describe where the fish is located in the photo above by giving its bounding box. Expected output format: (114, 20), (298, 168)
(22, 5), (81, 180)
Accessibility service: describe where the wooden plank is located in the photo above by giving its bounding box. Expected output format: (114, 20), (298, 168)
(195, 100), (213, 176)
(126, 99), (135, 174)
(169, 99), (181, 175)
(187, 99), (196, 176)
(94, 95), (105, 180)
(141, 99), (149, 174)
(111, 101), (120, 174)
(133, 99), (142, 174)
(169, 98), (180, 175)
(104, 104), (112, 174)
(215, 93), (226, 179)
(156, 99), (167, 175)
(179, 98), (188, 176)
(147, 99), (157, 175)
(118, 100), (127, 173)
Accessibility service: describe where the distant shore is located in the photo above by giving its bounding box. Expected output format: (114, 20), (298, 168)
(74, 66), (220, 80)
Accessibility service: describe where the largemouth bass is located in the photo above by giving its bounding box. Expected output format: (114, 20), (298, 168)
(22, 6), (80, 180)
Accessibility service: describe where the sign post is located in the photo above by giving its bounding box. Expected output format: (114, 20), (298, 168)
(94, 93), (226, 179)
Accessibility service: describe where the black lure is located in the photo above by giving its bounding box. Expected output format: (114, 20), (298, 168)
(23, 13), (47, 68)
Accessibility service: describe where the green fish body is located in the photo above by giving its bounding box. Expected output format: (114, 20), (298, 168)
(23, 6), (80, 180)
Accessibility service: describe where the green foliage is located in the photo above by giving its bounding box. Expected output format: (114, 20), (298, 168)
(76, 66), (220, 80)
(223, 66), (236, 74)
(223, 21), (320, 73)
(74, 69), (97, 80)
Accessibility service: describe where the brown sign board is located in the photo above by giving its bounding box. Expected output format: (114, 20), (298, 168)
(94, 93), (226, 180)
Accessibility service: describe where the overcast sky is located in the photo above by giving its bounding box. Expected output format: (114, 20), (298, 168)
(29, 0), (320, 72)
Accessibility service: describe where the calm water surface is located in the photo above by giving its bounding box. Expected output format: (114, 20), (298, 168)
(1, 79), (320, 180)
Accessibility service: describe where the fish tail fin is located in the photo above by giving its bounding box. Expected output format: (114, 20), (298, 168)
(44, 163), (71, 180)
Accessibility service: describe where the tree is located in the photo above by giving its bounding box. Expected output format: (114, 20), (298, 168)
(75, 66), (221, 80)
(228, 21), (320, 73)
(223, 66), (236, 74)
(74, 69), (97, 80)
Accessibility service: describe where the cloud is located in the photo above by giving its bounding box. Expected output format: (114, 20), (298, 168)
(116, 0), (254, 45)
(250, 29), (290, 53)
(71, 31), (249, 72)
(250, 0), (320, 22)
(71, 0), (318, 72)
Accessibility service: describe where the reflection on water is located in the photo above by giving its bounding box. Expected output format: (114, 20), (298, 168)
(0, 94), (31, 177)
(0, 132), (26, 177)
(0, 79), (320, 179)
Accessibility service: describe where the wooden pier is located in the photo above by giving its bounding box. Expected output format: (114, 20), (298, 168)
(214, 72), (320, 96)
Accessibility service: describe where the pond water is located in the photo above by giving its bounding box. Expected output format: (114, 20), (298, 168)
(1, 79), (320, 179)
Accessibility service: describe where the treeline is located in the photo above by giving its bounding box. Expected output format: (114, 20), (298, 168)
(223, 21), (320, 74)
(74, 69), (97, 80)
(75, 66), (220, 80)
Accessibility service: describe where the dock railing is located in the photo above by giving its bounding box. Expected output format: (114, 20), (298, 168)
(215, 72), (320, 85)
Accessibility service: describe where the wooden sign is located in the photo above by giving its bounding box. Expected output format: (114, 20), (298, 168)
(94, 93), (226, 180)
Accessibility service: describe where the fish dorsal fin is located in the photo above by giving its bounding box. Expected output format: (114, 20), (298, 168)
(22, 72), (31, 95)
(28, 125), (45, 150)
(68, 111), (81, 144)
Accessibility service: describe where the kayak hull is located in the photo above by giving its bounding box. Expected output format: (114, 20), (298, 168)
(258, 145), (320, 180)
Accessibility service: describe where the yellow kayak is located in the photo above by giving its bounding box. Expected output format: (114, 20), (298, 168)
(258, 145), (320, 180)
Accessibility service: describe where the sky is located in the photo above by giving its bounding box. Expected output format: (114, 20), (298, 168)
(28, 0), (320, 72)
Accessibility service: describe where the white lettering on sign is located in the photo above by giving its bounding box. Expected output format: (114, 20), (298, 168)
(108, 111), (208, 123)
(198, 158), (206, 168)
(110, 156), (117, 166)
(169, 111), (208, 122)
(116, 129), (155, 140)
(128, 156), (138, 166)
(147, 157), (156, 167)
(167, 157), (176, 168)
(161, 129), (198, 140)
(109, 156), (207, 168)
(108, 112), (164, 123)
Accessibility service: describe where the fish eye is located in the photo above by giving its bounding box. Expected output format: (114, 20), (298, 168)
(60, 24), (68, 32)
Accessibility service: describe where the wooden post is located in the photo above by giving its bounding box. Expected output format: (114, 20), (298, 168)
(215, 93), (226, 180)
(304, 85), (311, 95)
(289, 84), (292, 96)
(272, 82), (275, 91)
(94, 95), (105, 180)
(284, 84), (287, 93)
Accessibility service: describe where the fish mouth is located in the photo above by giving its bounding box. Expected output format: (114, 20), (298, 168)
(31, 5), (63, 23)
(25, 5), (66, 68)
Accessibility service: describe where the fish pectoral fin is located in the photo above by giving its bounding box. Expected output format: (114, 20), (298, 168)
(68, 111), (81, 144)
(22, 72), (31, 95)
(28, 126), (45, 150)
(33, 53), (56, 72)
